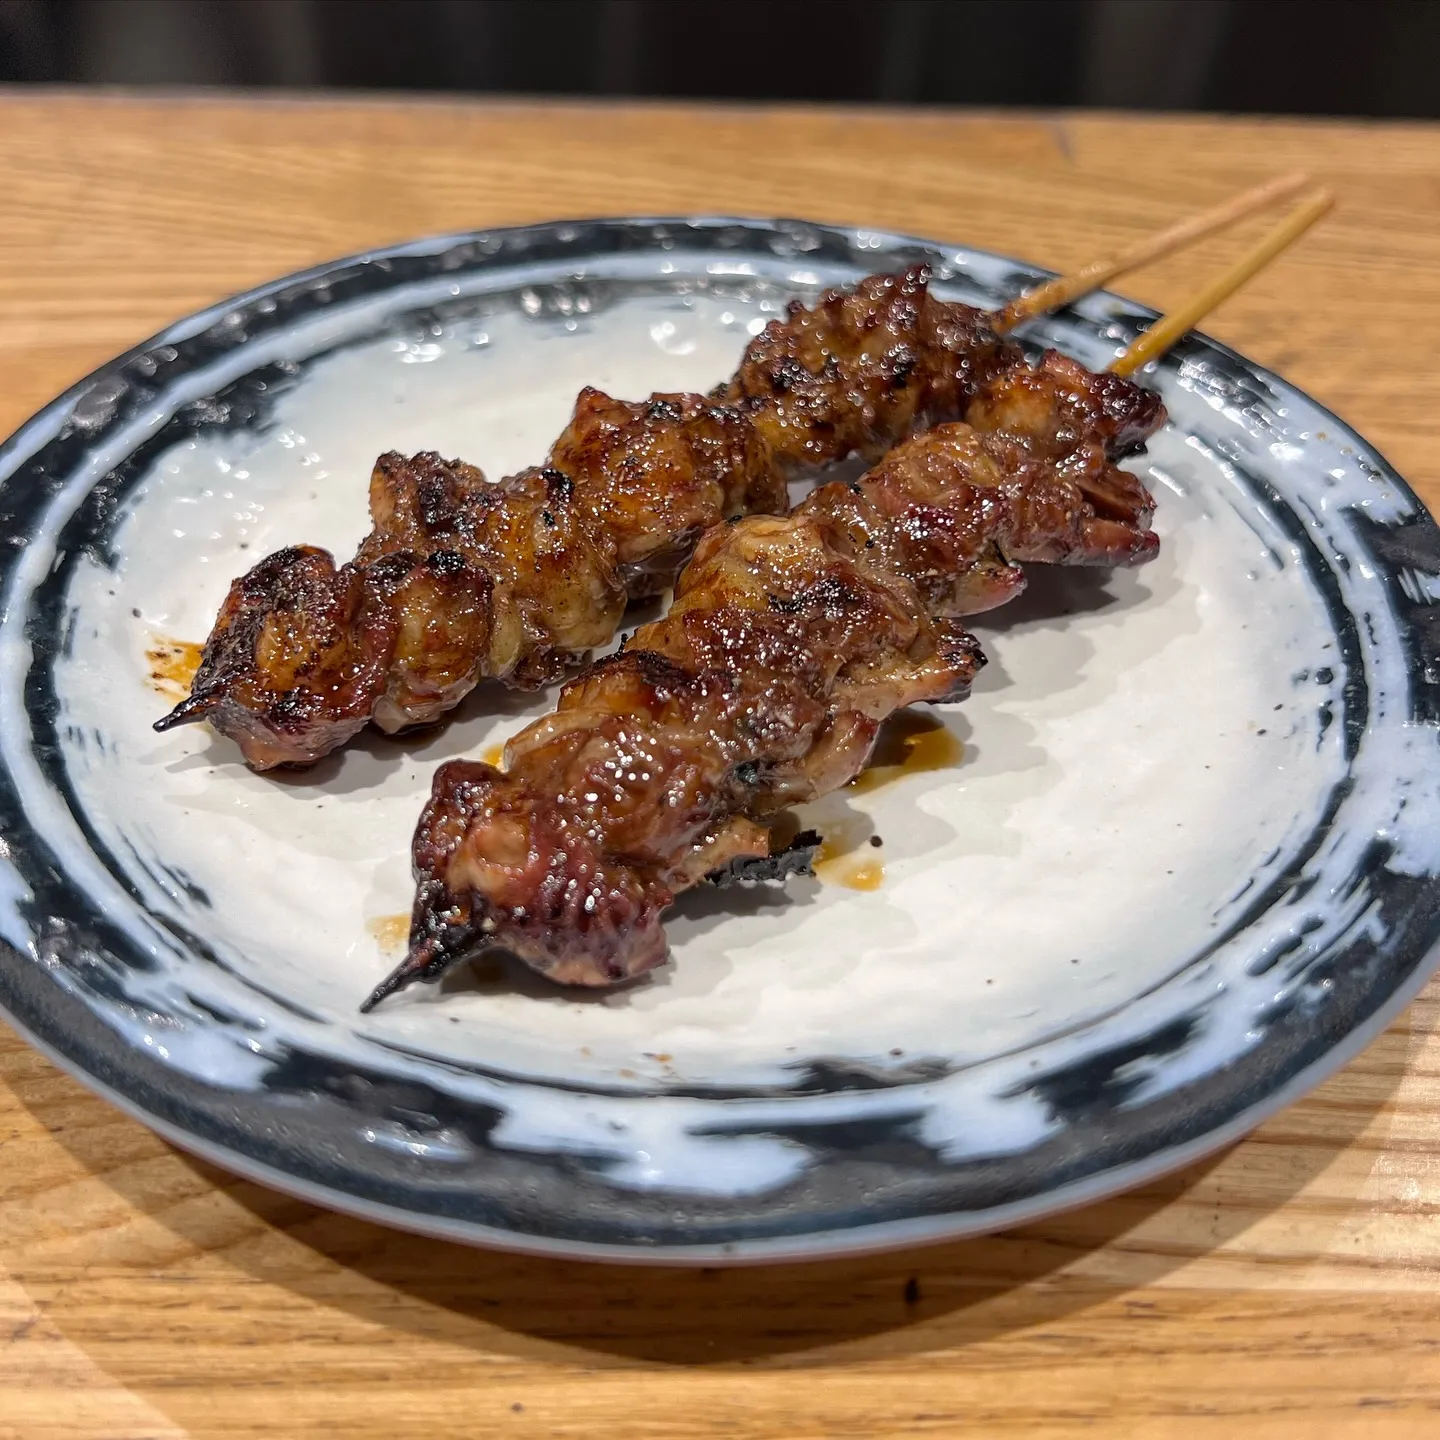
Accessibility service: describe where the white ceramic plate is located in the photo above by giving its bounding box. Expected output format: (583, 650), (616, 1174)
(2, 217), (1437, 1262)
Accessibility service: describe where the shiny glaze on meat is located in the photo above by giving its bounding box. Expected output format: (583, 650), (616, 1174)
(157, 392), (782, 768)
(726, 265), (1020, 472)
(804, 348), (1163, 616)
(156, 266), (1015, 771)
(366, 356), (1165, 1004)
(369, 512), (984, 999)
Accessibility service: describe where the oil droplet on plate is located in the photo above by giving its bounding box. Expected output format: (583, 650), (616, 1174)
(481, 742), (505, 768)
(838, 856), (885, 890)
(146, 635), (204, 700)
(366, 913), (409, 953)
(814, 826), (887, 891)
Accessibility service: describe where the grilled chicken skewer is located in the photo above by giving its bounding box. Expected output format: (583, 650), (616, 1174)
(156, 180), (1307, 770)
(364, 353), (1163, 1004)
(366, 190), (1332, 1007)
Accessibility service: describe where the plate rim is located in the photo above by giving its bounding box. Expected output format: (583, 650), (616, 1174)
(3, 935), (1436, 1266)
(2, 213), (1438, 1262)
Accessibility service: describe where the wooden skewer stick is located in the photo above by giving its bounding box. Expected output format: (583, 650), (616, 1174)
(994, 169), (1312, 334)
(1109, 188), (1335, 379)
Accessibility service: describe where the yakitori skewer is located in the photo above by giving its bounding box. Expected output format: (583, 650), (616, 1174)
(368, 189), (1334, 1008)
(1109, 187), (1335, 378)
(157, 178), (1311, 771)
(993, 169), (1311, 333)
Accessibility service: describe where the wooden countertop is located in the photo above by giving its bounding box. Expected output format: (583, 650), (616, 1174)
(2, 92), (1439, 1440)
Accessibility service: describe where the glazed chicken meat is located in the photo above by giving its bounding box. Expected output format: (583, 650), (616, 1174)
(155, 392), (781, 767)
(363, 352), (1164, 1006)
(156, 266), (1028, 769)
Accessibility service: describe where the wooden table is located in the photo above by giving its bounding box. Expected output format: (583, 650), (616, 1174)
(2, 92), (1439, 1440)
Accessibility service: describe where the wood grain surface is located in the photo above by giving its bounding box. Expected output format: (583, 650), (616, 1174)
(2, 92), (1439, 1440)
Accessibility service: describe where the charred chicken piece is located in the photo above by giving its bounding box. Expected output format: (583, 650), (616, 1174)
(157, 391), (783, 768)
(551, 387), (780, 598)
(799, 347), (1165, 617)
(365, 513), (984, 1003)
(156, 267), (1021, 771)
(725, 265), (1021, 472)
(153, 541), (496, 771)
(365, 359), (1165, 1004)
(964, 348), (1163, 568)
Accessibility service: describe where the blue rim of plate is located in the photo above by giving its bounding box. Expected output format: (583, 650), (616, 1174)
(1, 216), (1438, 1264)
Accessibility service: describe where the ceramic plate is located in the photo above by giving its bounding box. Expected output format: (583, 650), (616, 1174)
(2, 218), (1438, 1263)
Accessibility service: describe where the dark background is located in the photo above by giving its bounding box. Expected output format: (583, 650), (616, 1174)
(1, 0), (1438, 117)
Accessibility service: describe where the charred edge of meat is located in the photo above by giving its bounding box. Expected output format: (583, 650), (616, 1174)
(363, 826), (826, 1010)
(359, 877), (487, 1013)
(152, 688), (218, 730)
(173, 270), (1160, 773)
(705, 828), (822, 888)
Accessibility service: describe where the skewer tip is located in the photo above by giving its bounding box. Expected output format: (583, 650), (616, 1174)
(359, 943), (440, 1013)
(360, 904), (483, 1012)
(152, 690), (218, 732)
(358, 964), (413, 1013)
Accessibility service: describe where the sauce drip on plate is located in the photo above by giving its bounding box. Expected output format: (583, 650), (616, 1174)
(805, 713), (963, 890)
(366, 913), (410, 953)
(815, 845), (886, 890)
(146, 635), (204, 700)
(848, 711), (963, 794)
